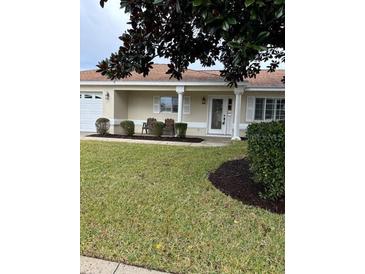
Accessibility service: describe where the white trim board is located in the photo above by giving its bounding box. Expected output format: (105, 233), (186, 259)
(80, 81), (284, 91)
(81, 80), (246, 87)
(246, 87), (284, 92)
(186, 122), (206, 129)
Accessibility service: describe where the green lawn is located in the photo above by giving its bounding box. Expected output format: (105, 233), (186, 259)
(80, 141), (284, 274)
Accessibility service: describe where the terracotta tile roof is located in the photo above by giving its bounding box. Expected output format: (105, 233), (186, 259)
(246, 70), (285, 87)
(80, 64), (284, 87)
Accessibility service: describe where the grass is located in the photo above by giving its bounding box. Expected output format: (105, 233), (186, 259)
(80, 141), (284, 274)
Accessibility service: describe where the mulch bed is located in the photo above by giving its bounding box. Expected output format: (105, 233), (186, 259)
(87, 133), (204, 143)
(208, 158), (284, 214)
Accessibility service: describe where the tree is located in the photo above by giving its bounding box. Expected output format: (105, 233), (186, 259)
(97, 0), (284, 86)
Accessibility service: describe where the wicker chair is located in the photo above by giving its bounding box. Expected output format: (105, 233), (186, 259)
(142, 118), (157, 134)
(163, 118), (175, 136)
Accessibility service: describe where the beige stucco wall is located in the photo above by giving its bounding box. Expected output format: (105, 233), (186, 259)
(127, 90), (177, 121)
(126, 90), (233, 122)
(114, 91), (128, 120)
(81, 84), (284, 136)
(125, 89), (284, 124)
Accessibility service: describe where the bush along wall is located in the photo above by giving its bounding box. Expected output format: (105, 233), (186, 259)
(120, 120), (135, 136)
(175, 122), (187, 138)
(246, 121), (285, 201)
(95, 117), (110, 135)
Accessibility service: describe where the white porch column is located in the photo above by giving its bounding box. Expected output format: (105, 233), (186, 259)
(232, 86), (245, 140)
(176, 86), (185, 122)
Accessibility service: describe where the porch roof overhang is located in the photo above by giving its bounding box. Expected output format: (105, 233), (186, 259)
(80, 80), (284, 92)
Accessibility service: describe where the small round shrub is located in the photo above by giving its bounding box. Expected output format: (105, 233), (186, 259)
(95, 117), (110, 135)
(175, 122), (187, 138)
(150, 121), (165, 137)
(120, 120), (135, 136)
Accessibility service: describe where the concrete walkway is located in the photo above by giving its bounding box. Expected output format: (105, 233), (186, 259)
(80, 256), (169, 274)
(80, 132), (232, 147)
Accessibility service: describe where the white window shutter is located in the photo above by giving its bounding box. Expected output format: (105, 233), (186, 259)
(183, 96), (191, 114)
(153, 96), (160, 113)
(246, 96), (255, 122)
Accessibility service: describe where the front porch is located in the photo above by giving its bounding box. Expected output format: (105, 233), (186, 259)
(106, 85), (247, 139)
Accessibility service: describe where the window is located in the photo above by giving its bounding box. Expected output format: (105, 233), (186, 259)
(228, 98), (233, 111)
(254, 98), (265, 120)
(254, 98), (285, 121)
(160, 96), (178, 113)
(95, 95), (102, 99)
(84, 94), (92, 99)
(265, 99), (275, 120)
(276, 99), (285, 120)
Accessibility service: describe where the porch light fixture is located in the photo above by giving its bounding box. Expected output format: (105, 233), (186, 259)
(105, 92), (110, 100)
(202, 96), (206, 104)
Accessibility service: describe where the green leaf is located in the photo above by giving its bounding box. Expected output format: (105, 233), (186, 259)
(222, 20), (230, 31)
(99, 0), (107, 8)
(250, 44), (267, 51)
(202, 10), (208, 19)
(227, 41), (241, 49)
(274, 0), (284, 4)
(175, 0), (181, 12)
(193, 0), (204, 7)
(226, 17), (237, 25)
(245, 0), (255, 7)
(275, 7), (284, 18)
(233, 54), (241, 66)
(256, 0), (265, 7)
(250, 11), (257, 20)
(153, 0), (164, 4)
(257, 31), (270, 41)
(206, 15), (223, 24)
(120, 0), (128, 8)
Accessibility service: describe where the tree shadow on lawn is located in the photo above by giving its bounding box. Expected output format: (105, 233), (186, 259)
(208, 158), (285, 214)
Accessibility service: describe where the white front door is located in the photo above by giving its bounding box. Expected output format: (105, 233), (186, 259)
(208, 96), (234, 135)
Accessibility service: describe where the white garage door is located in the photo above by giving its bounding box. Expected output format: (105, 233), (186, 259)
(80, 92), (103, 132)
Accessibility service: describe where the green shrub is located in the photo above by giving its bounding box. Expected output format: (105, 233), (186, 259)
(175, 122), (188, 138)
(95, 118), (110, 135)
(120, 120), (135, 136)
(150, 121), (165, 137)
(246, 121), (285, 201)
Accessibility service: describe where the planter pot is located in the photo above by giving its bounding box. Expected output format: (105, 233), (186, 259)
(150, 121), (164, 137)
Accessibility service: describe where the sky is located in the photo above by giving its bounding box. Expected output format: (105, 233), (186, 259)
(80, 0), (282, 71)
(81, 0), (224, 71)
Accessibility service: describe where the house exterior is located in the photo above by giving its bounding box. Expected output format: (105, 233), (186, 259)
(80, 64), (285, 139)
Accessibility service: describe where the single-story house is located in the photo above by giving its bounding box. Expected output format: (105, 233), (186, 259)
(80, 64), (285, 139)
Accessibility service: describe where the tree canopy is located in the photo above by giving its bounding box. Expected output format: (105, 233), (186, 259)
(97, 0), (284, 86)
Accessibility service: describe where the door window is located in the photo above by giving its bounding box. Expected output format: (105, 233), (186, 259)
(211, 99), (223, 129)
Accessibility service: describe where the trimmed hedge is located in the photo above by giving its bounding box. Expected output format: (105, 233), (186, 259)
(150, 121), (165, 137)
(246, 121), (285, 201)
(175, 122), (187, 138)
(120, 120), (135, 136)
(95, 117), (110, 135)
